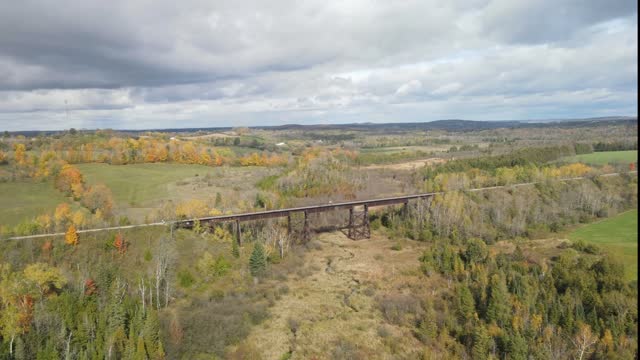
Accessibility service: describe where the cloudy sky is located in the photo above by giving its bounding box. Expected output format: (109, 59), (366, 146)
(0, 0), (637, 131)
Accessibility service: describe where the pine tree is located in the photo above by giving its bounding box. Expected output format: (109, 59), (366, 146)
(215, 192), (223, 208)
(143, 310), (160, 359)
(472, 325), (490, 359)
(417, 301), (438, 343)
(134, 336), (147, 360)
(232, 238), (240, 258)
(249, 242), (266, 277)
(457, 285), (475, 322)
(486, 273), (510, 327)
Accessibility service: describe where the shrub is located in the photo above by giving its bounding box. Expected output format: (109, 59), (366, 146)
(178, 269), (195, 288)
(377, 294), (422, 325)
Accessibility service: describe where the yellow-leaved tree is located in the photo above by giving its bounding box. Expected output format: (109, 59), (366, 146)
(65, 225), (78, 246)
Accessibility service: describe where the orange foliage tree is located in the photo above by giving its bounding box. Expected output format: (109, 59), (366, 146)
(81, 184), (114, 217)
(65, 225), (78, 246)
(55, 164), (84, 198)
(54, 203), (71, 227)
(84, 278), (97, 296)
(113, 233), (126, 255)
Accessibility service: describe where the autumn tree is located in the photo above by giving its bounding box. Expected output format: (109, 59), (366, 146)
(55, 164), (84, 198)
(82, 184), (114, 217)
(571, 322), (598, 360)
(23, 262), (67, 298)
(54, 203), (72, 227)
(84, 278), (97, 296)
(13, 143), (27, 166)
(65, 224), (78, 246)
(114, 233), (126, 255)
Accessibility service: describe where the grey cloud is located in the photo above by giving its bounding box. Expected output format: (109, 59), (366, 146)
(0, 0), (636, 130)
(477, 0), (637, 44)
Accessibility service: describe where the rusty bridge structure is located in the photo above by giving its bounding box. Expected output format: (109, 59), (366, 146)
(174, 171), (638, 245)
(3, 171), (635, 242)
(176, 192), (422, 243)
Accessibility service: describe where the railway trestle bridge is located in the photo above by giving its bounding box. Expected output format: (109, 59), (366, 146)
(175, 171), (636, 245)
(3, 172), (635, 242)
(177, 193), (418, 243)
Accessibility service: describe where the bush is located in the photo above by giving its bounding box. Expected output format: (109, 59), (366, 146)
(178, 269), (195, 288)
(377, 294), (422, 325)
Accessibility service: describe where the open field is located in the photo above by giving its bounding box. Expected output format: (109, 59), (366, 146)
(78, 163), (280, 222)
(359, 145), (453, 154)
(564, 150), (637, 165)
(360, 157), (446, 171)
(0, 180), (69, 227)
(569, 209), (638, 280)
(77, 163), (214, 206)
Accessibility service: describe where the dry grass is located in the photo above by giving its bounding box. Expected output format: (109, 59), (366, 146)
(361, 157), (446, 171)
(240, 231), (430, 359)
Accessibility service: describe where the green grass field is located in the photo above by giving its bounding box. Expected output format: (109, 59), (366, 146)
(77, 163), (214, 206)
(0, 181), (69, 227)
(564, 150), (637, 165)
(569, 209), (638, 281)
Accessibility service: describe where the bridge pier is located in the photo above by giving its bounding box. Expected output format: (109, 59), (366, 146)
(235, 219), (242, 246)
(346, 205), (370, 240)
(303, 210), (310, 243)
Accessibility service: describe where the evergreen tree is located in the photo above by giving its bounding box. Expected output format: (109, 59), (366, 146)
(457, 285), (476, 322)
(232, 238), (240, 258)
(472, 324), (490, 359)
(134, 336), (147, 360)
(249, 242), (266, 277)
(417, 301), (438, 343)
(507, 332), (528, 360)
(486, 273), (510, 327)
(143, 310), (160, 358)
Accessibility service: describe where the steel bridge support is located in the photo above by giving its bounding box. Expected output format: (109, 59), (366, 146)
(235, 219), (242, 246)
(346, 204), (370, 240)
(303, 210), (310, 243)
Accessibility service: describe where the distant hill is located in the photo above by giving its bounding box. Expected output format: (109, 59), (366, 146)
(6, 116), (637, 136)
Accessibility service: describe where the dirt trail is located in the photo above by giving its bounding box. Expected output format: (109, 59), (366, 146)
(243, 232), (426, 359)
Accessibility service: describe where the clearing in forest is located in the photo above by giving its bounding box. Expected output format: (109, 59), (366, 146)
(569, 209), (638, 281)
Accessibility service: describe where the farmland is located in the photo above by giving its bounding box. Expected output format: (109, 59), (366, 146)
(0, 180), (69, 227)
(569, 209), (638, 281)
(564, 150), (637, 165)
